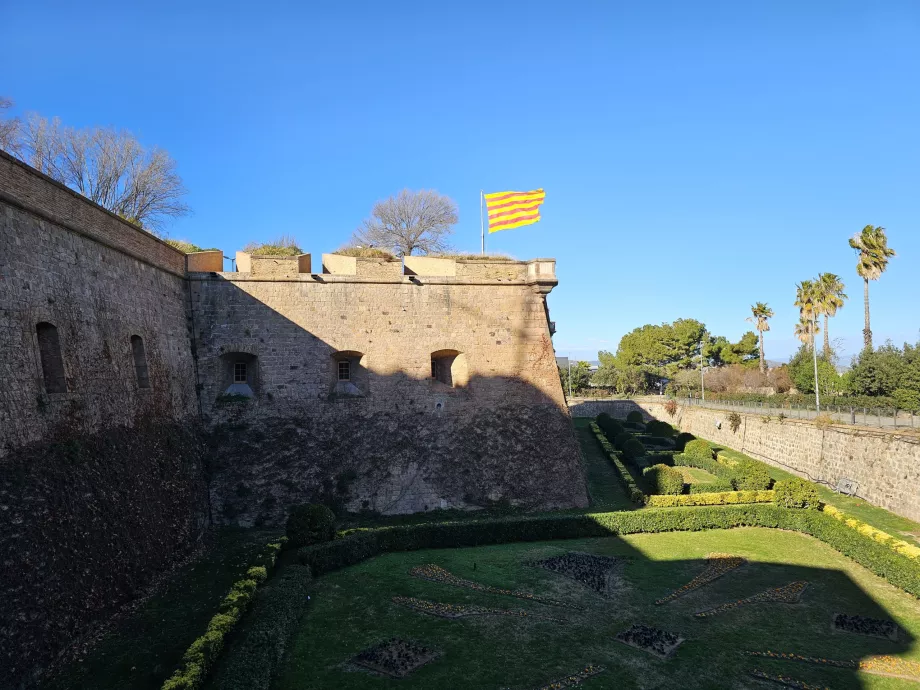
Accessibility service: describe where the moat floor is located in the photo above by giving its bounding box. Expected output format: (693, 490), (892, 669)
(276, 529), (920, 689)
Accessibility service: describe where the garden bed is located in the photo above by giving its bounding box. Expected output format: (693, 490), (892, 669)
(527, 552), (625, 597)
(350, 638), (439, 678)
(614, 624), (684, 658)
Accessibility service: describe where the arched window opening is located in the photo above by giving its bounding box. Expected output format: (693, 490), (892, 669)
(220, 352), (258, 397)
(131, 335), (150, 389)
(430, 349), (468, 388)
(331, 351), (365, 397)
(36, 322), (67, 394)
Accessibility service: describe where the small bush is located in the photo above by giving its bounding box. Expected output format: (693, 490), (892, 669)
(335, 246), (396, 259)
(166, 239), (204, 253)
(286, 504), (337, 548)
(732, 461), (772, 491)
(622, 438), (646, 463)
(728, 412), (742, 433)
(642, 464), (685, 495)
(645, 420), (674, 438)
(674, 432), (695, 451)
(773, 478), (820, 510)
(596, 414), (625, 439)
(664, 399), (678, 417)
(626, 410), (644, 424)
(244, 235), (302, 256)
(613, 431), (633, 451)
(683, 439), (714, 461)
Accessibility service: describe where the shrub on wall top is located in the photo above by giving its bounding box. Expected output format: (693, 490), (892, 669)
(626, 410), (644, 424)
(773, 478), (820, 510)
(683, 439), (714, 461)
(286, 504), (337, 548)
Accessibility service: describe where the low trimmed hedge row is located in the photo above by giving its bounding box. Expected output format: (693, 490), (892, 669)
(590, 423), (645, 504)
(687, 479), (734, 493)
(646, 490), (775, 508)
(824, 505), (920, 560)
(295, 504), (920, 598)
(673, 452), (772, 491)
(209, 564), (313, 690)
(161, 538), (287, 690)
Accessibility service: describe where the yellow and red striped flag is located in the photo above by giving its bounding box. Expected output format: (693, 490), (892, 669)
(484, 189), (545, 233)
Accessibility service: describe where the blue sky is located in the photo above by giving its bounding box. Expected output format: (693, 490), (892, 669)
(3, 0), (918, 364)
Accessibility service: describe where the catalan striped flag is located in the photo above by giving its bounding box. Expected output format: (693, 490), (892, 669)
(484, 189), (545, 233)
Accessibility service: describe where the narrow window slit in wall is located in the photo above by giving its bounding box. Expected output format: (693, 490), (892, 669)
(131, 335), (150, 389)
(36, 322), (66, 394)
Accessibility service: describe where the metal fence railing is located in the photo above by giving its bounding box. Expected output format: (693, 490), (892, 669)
(677, 396), (918, 430)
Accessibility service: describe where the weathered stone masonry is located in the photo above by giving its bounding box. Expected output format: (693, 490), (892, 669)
(191, 254), (585, 523)
(1, 151), (585, 685)
(570, 398), (920, 523)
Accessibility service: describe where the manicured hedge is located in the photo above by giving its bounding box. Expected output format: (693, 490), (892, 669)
(684, 439), (714, 461)
(161, 538), (287, 690)
(596, 413), (625, 439)
(591, 423), (645, 504)
(622, 438), (646, 463)
(646, 490), (774, 508)
(613, 431), (633, 451)
(296, 505), (920, 599)
(773, 479), (820, 510)
(645, 420), (674, 438)
(642, 464), (684, 495)
(626, 410), (645, 424)
(674, 432), (696, 451)
(209, 564), (313, 690)
(674, 453), (737, 483)
(824, 505), (920, 560)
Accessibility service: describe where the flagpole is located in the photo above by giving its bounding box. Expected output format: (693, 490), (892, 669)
(480, 190), (484, 255)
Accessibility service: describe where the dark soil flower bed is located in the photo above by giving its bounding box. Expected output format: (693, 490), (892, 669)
(614, 624), (684, 658)
(409, 564), (579, 608)
(527, 552), (625, 597)
(695, 580), (808, 618)
(832, 613), (898, 640)
(510, 664), (605, 689)
(350, 637), (439, 678)
(391, 596), (564, 622)
(749, 669), (829, 689)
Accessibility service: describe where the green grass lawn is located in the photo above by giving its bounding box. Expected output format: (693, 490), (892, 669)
(709, 443), (920, 544)
(276, 528), (920, 689)
(44, 528), (277, 690)
(574, 418), (635, 511)
(675, 466), (720, 485)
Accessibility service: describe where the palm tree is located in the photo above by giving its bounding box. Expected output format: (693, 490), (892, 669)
(746, 302), (774, 373)
(794, 316), (820, 348)
(849, 225), (896, 351)
(814, 273), (847, 359)
(794, 280), (819, 350)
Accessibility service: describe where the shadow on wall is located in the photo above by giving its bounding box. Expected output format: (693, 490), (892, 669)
(189, 274), (585, 525)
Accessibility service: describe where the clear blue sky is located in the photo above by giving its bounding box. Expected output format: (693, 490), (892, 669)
(4, 0), (918, 364)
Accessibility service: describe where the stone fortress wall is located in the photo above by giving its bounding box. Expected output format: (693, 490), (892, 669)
(570, 398), (920, 523)
(0, 150), (584, 684)
(192, 252), (585, 523)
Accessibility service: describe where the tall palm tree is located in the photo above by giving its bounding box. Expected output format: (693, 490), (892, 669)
(849, 225), (896, 351)
(814, 273), (847, 359)
(794, 280), (819, 350)
(746, 302), (774, 373)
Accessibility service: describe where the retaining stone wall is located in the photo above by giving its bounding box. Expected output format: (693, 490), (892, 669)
(570, 398), (920, 522)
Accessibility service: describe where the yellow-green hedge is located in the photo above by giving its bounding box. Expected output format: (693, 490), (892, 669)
(161, 538), (286, 690)
(646, 490), (774, 508)
(823, 505), (920, 561)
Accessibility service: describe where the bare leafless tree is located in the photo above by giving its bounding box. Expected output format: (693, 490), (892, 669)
(352, 189), (458, 256)
(2, 107), (190, 232)
(0, 97), (23, 157)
